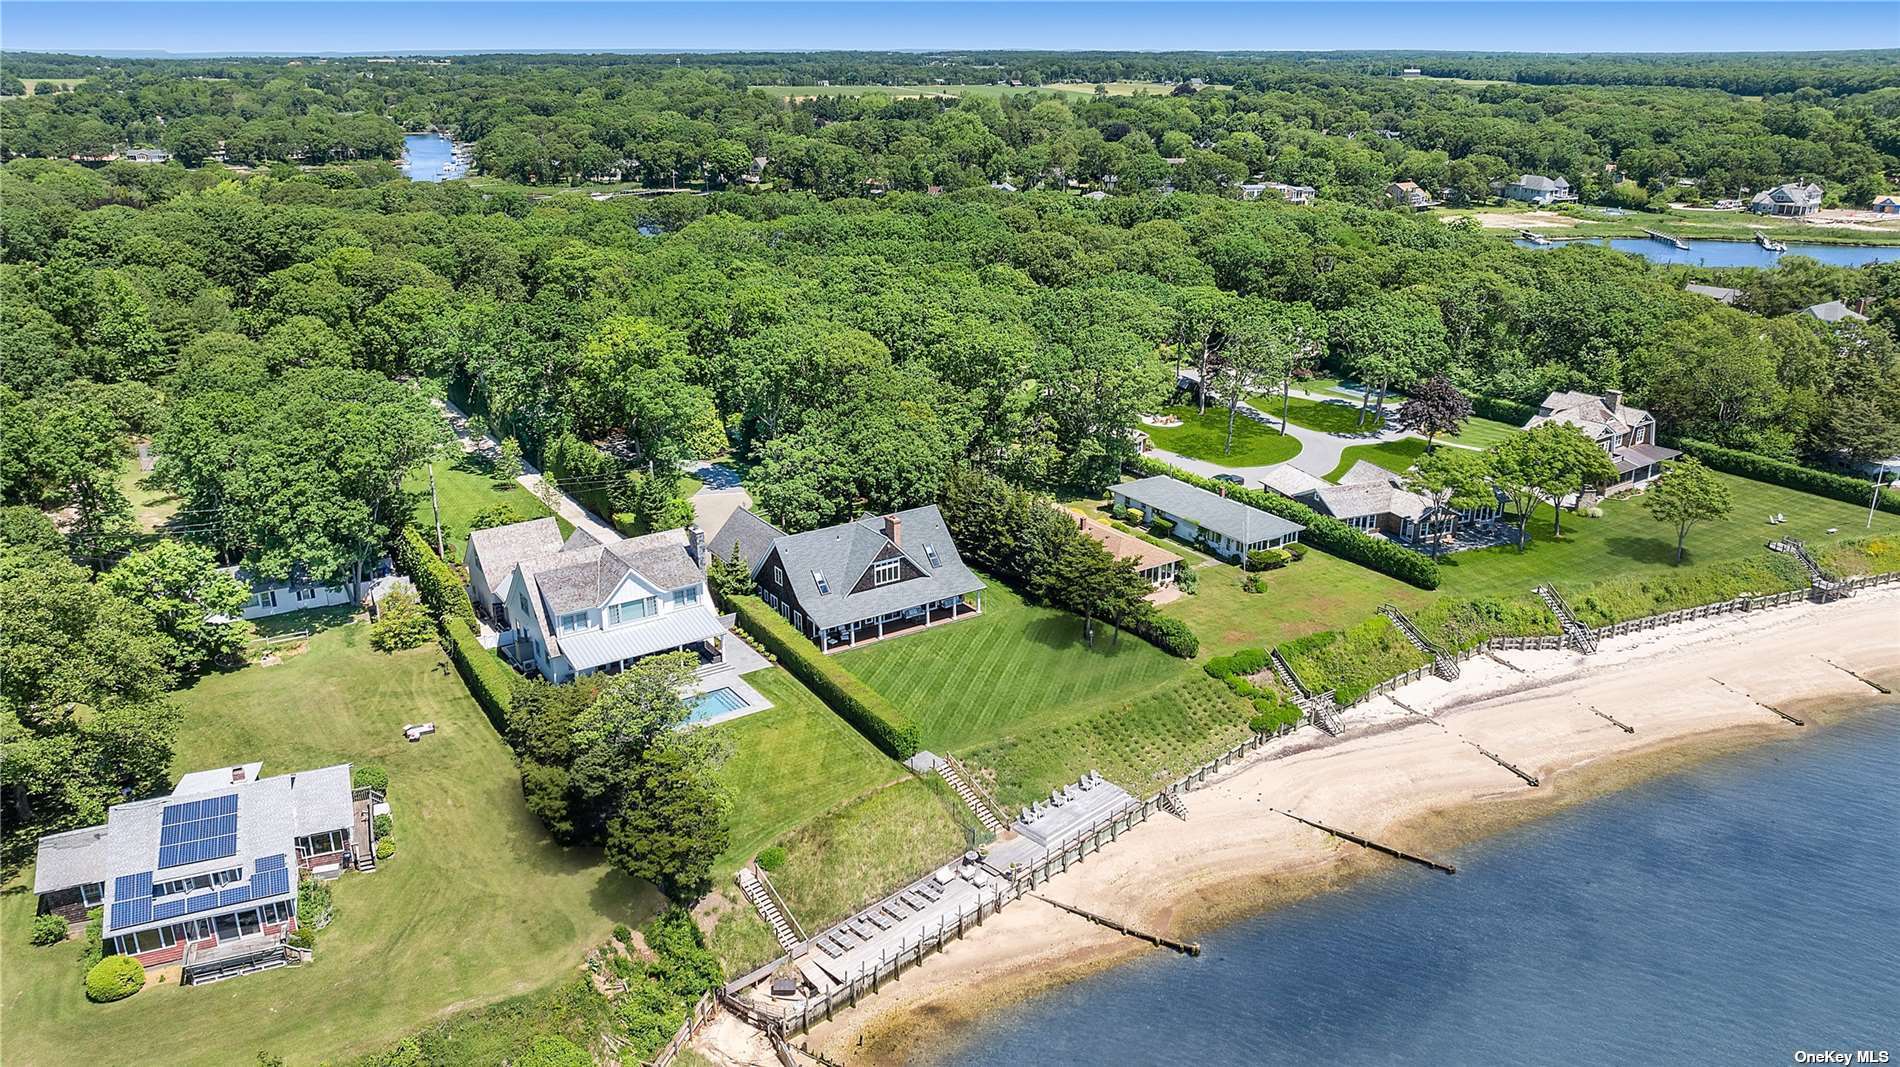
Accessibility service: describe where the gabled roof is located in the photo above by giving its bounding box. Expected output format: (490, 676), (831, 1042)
(709, 507), (785, 578)
(1804, 300), (1868, 323)
(32, 826), (109, 896)
(1510, 174), (1568, 192)
(1309, 479), (1433, 522)
(1073, 515), (1182, 571)
(1685, 283), (1742, 304)
(1111, 476), (1306, 546)
(1753, 181), (1822, 206)
(768, 505), (984, 631)
(1257, 463), (1327, 499)
(467, 517), (564, 586)
(1336, 459), (1402, 485)
(500, 524), (702, 655)
(1527, 390), (1654, 440)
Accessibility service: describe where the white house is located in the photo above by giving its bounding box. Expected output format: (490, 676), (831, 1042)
(1750, 182), (1823, 217)
(219, 566), (356, 619)
(469, 520), (727, 683)
(1109, 475), (1304, 562)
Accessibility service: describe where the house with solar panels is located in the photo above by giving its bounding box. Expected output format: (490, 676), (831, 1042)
(32, 761), (361, 983)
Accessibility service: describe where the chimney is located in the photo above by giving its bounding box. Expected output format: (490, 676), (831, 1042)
(883, 514), (902, 546)
(686, 524), (706, 567)
(1603, 388), (1624, 411)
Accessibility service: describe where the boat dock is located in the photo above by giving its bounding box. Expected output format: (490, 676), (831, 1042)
(1643, 228), (1689, 250)
(1517, 230), (1551, 245)
(1756, 231), (1788, 252)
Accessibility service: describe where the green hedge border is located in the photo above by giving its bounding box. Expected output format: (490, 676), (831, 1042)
(443, 616), (517, 733)
(1130, 456), (1440, 589)
(727, 595), (921, 758)
(1671, 438), (1900, 516)
(391, 525), (476, 626)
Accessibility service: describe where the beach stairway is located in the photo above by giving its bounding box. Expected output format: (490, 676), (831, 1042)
(937, 758), (1005, 834)
(1535, 584), (1597, 655)
(1270, 649), (1312, 700)
(1306, 693), (1344, 736)
(1381, 604), (1458, 681)
(1771, 538), (1846, 598)
(1158, 789), (1189, 820)
(738, 868), (801, 954)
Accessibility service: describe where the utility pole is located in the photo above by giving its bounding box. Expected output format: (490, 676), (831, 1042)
(1870, 468), (1890, 529)
(430, 463), (445, 556)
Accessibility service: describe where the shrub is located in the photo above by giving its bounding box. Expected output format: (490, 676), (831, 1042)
(85, 955), (145, 1002)
(80, 908), (102, 971)
(1671, 437), (1900, 515)
(352, 764), (389, 792)
(1148, 518), (1174, 540)
(444, 616), (517, 732)
(1108, 502), (1127, 521)
(613, 923), (633, 944)
(1246, 548), (1290, 572)
(756, 845), (787, 872)
(368, 587), (434, 651)
(391, 525), (476, 626)
(1285, 542), (1308, 561)
(1123, 607), (1199, 658)
(286, 929), (315, 951)
(298, 873), (335, 929)
(543, 432), (623, 519)
(372, 813), (394, 839)
(31, 913), (69, 946)
(468, 502), (524, 532)
(1410, 594), (1558, 651)
(1241, 573), (1265, 593)
(729, 595), (920, 757)
(1204, 648), (1268, 679)
(1175, 566), (1198, 594)
(1131, 457), (1439, 589)
(1125, 507), (1145, 527)
(375, 837), (397, 860)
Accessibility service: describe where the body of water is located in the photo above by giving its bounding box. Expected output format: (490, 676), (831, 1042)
(400, 133), (466, 182)
(937, 707), (1900, 1066)
(1516, 236), (1900, 268)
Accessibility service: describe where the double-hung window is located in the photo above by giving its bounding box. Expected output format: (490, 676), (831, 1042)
(607, 597), (657, 626)
(558, 611), (590, 633)
(672, 586), (699, 607)
(295, 586), (318, 602)
(873, 559), (902, 586)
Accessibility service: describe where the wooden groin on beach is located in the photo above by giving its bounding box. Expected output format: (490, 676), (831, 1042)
(1273, 809), (1456, 875)
(1030, 894), (1201, 956)
(1713, 677), (1806, 726)
(1591, 706), (1635, 734)
(1824, 659), (1891, 694)
(1465, 740), (1541, 786)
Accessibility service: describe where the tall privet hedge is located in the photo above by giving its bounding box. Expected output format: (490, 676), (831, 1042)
(391, 525), (476, 626)
(728, 595), (921, 758)
(1671, 438), (1900, 515)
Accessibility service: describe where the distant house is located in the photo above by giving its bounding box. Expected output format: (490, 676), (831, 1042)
(469, 519), (726, 683)
(1804, 300), (1869, 323)
(1108, 475), (1304, 562)
(1072, 514), (1182, 588)
(1302, 461), (1498, 543)
(990, 181), (1016, 193)
(124, 147), (171, 164)
(1240, 181), (1316, 204)
(1524, 389), (1680, 493)
(719, 506), (985, 652)
(219, 565), (356, 619)
(1750, 182), (1823, 217)
(1684, 282), (1742, 305)
(1400, 67), (1424, 78)
(1081, 190), (1109, 201)
(1386, 180), (1435, 209)
(33, 761), (362, 984)
(1503, 175), (1576, 206)
(1873, 195), (1900, 215)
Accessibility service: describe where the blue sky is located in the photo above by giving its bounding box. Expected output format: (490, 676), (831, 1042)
(5, 2), (1896, 56)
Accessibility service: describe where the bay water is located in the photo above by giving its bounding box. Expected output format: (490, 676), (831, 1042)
(937, 707), (1900, 1065)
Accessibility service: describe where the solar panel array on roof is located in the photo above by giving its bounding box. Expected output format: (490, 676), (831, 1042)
(157, 793), (239, 868)
(109, 871), (154, 930)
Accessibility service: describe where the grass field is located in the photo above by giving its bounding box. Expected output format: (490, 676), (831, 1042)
(406, 452), (566, 558)
(1, 621), (652, 1067)
(1161, 553), (1434, 658)
(1437, 470), (1900, 597)
(838, 580), (1189, 753)
(1440, 416), (1521, 449)
(1143, 405), (1302, 467)
(117, 452), (182, 532)
(1325, 437), (1432, 481)
(1258, 394), (1388, 435)
(711, 669), (907, 877)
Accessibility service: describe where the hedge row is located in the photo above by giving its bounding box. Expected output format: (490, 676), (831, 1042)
(443, 616), (518, 733)
(1669, 438), (1900, 515)
(728, 595), (921, 758)
(391, 525), (477, 626)
(1472, 395), (1538, 426)
(1125, 611), (1199, 658)
(1130, 457), (1440, 590)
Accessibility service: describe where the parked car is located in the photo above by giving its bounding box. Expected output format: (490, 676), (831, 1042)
(1213, 473), (1245, 485)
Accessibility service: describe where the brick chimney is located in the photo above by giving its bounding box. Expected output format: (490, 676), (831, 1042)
(686, 524), (706, 567)
(883, 514), (902, 546)
(1603, 387), (1624, 411)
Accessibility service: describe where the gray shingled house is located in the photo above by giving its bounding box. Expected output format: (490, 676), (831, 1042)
(713, 505), (985, 651)
(1108, 475), (1304, 562)
(1503, 174), (1575, 205)
(1524, 388), (1681, 493)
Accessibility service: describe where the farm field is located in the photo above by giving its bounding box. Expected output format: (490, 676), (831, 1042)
(1, 621), (652, 1067)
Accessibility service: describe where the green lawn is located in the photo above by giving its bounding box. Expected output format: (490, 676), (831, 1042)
(1162, 554), (1434, 658)
(838, 580), (1190, 753)
(406, 452), (566, 559)
(1439, 416), (1521, 449)
(117, 452), (181, 532)
(1325, 437), (1432, 481)
(1437, 470), (1900, 598)
(1143, 405), (1302, 467)
(1257, 394), (1389, 434)
(2, 623), (652, 1067)
(711, 669), (907, 877)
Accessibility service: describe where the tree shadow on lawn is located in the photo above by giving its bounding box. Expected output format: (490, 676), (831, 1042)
(1019, 612), (1144, 656)
(1601, 534), (1682, 566)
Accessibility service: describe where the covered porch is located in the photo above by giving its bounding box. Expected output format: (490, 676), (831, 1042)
(559, 605), (733, 678)
(820, 594), (981, 652)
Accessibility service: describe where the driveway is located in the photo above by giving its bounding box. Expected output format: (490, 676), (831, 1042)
(432, 397), (620, 541)
(683, 461), (752, 536)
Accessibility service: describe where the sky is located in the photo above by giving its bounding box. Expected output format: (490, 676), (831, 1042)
(4, 1), (1897, 56)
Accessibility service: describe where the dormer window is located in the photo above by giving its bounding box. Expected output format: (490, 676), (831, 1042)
(873, 559), (902, 586)
(813, 570), (830, 595)
(607, 596), (657, 626)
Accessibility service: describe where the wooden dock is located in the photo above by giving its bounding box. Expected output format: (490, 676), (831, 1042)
(1274, 809), (1456, 875)
(1516, 229), (1551, 245)
(1031, 894), (1201, 955)
(1643, 228), (1689, 250)
(1755, 231), (1788, 252)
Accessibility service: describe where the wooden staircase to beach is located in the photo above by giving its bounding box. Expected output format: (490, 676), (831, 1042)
(1381, 603), (1459, 680)
(1535, 584), (1597, 655)
(937, 758), (1005, 834)
(1771, 538), (1847, 599)
(738, 868), (802, 954)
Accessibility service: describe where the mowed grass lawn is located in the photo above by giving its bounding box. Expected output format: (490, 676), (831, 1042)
(1256, 394), (1388, 434)
(117, 452), (182, 532)
(1163, 553), (1434, 658)
(711, 669), (907, 876)
(1325, 437), (1432, 481)
(406, 452), (566, 559)
(1439, 470), (1900, 597)
(838, 580), (1189, 753)
(1440, 416), (1521, 449)
(1144, 405), (1302, 467)
(1, 621), (653, 1067)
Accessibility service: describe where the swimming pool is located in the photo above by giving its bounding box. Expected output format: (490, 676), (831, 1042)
(687, 686), (749, 724)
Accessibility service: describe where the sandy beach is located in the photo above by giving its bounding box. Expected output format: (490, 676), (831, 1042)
(748, 589), (1900, 1066)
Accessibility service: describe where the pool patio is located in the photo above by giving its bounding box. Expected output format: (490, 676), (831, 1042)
(682, 634), (774, 727)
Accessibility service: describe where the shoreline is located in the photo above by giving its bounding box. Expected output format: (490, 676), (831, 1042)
(784, 590), (1900, 1066)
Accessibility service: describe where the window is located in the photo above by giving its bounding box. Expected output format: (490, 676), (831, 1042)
(80, 882), (104, 906)
(873, 559), (902, 586)
(673, 586), (700, 606)
(772, 566), (784, 589)
(251, 590), (276, 610)
(295, 586), (318, 602)
(606, 597), (655, 625)
(126, 926), (178, 954)
(812, 570), (830, 595)
(558, 611), (590, 633)
(924, 544), (941, 567)
(153, 868), (242, 898)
